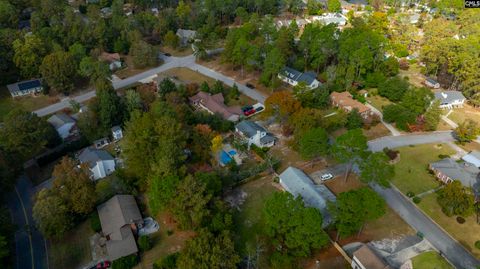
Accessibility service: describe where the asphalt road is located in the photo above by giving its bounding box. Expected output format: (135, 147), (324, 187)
(7, 175), (48, 269)
(34, 52), (266, 117)
(368, 131), (456, 152)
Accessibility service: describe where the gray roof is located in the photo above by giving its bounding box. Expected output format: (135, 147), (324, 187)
(431, 158), (480, 189)
(236, 120), (267, 138)
(462, 151), (480, 168)
(260, 135), (276, 144)
(279, 67), (317, 85)
(47, 113), (75, 129)
(176, 29), (197, 39)
(78, 147), (114, 168)
(434, 91), (466, 104)
(426, 77), (439, 84)
(97, 195), (142, 260)
(279, 167), (336, 227)
(111, 125), (122, 132)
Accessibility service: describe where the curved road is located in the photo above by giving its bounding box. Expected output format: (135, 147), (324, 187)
(368, 131), (456, 152)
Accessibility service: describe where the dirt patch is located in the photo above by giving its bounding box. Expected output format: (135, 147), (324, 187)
(324, 174), (366, 195)
(363, 124), (391, 140)
(300, 245), (349, 269)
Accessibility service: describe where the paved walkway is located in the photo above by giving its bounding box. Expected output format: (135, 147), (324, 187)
(441, 110), (458, 129)
(366, 103), (401, 136)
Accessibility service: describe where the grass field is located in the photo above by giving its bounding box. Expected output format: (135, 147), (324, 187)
(392, 144), (455, 195)
(0, 86), (59, 121)
(412, 251), (453, 269)
(447, 106), (480, 126)
(418, 193), (480, 258)
(160, 46), (193, 57)
(163, 67), (216, 85)
(366, 91), (392, 112)
(49, 221), (93, 269)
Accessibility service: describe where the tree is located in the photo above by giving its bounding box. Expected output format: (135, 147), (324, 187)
(13, 34), (47, 78)
(298, 128), (329, 160)
(163, 30), (179, 49)
(40, 51), (77, 94)
(138, 235), (152, 251)
(424, 100), (442, 131)
(382, 104), (417, 131)
(263, 192), (329, 257)
(79, 56), (110, 83)
(437, 181), (475, 217)
(260, 48), (285, 88)
(331, 129), (368, 182)
(454, 119), (480, 143)
(33, 189), (72, 238)
(328, 187), (386, 238)
(346, 109), (364, 130)
(158, 78), (177, 98)
(378, 77), (410, 102)
(177, 230), (240, 269)
(112, 254), (138, 269)
(176, 0), (191, 27)
(124, 90), (143, 114)
(147, 174), (180, 215)
(129, 40), (157, 68)
(95, 79), (124, 130)
(401, 87), (433, 115)
(0, 0), (17, 28)
(264, 91), (301, 123)
(171, 175), (212, 229)
(360, 152), (394, 187)
(52, 157), (96, 215)
(327, 0), (341, 12)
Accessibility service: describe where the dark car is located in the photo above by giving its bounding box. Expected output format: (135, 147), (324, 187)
(242, 105), (253, 112)
(164, 53), (172, 57)
(255, 106), (264, 112)
(96, 261), (111, 269)
(246, 83), (255, 89)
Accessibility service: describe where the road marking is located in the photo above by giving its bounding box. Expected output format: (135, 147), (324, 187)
(15, 186), (35, 269)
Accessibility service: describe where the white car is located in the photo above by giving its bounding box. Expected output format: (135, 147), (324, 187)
(320, 173), (333, 181)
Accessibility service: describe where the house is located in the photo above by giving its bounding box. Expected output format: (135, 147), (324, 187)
(47, 113), (77, 140)
(278, 67), (320, 89)
(111, 126), (123, 141)
(424, 77), (440, 88)
(99, 52), (122, 71)
(462, 151), (480, 168)
(7, 79), (43, 97)
(94, 137), (110, 149)
(279, 167), (336, 227)
(310, 13), (347, 26)
(330, 91), (374, 120)
(275, 18), (308, 30)
(433, 91), (466, 109)
(189, 91), (242, 122)
(351, 245), (391, 269)
(235, 120), (276, 149)
(176, 29), (197, 46)
(78, 147), (116, 180)
(97, 195), (143, 261)
(429, 158), (480, 188)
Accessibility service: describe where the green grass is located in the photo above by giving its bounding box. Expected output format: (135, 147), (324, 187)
(49, 221), (93, 269)
(366, 90), (392, 112)
(392, 144), (455, 195)
(412, 251), (453, 269)
(448, 107), (480, 126)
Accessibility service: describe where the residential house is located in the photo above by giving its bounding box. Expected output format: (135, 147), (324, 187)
(99, 52), (122, 71)
(7, 79), (43, 97)
(310, 13), (347, 26)
(97, 195), (143, 261)
(47, 113), (78, 140)
(235, 120), (276, 149)
(424, 77), (440, 88)
(433, 91), (466, 109)
(176, 29), (197, 46)
(351, 245), (391, 269)
(330, 91), (375, 120)
(279, 167), (336, 227)
(112, 126), (123, 141)
(429, 158), (480, 188)
(78, 147), (116, 180)
(278, 67), (320, 89)
(275, 18), (308, 30)
(189, 91), (242, 122)
(100, 7), (112, 17)
(462, 151), (480, 168)
(94, 137), (110, 149)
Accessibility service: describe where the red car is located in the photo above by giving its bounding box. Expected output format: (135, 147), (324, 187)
(96, 261), (111, 269)
(244, 109), (256, 116)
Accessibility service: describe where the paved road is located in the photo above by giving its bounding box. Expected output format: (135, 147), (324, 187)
(7, 175), (48, 269)
(368, 131), (455, 152)
(34, 52), (266, 117)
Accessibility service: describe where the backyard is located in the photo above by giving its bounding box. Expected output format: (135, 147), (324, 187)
(417, 193), (480, 258)
(411, 251), (453, 269)
(391, 144), (455, 195)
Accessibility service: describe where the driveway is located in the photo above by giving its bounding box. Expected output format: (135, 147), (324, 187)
(34, 51), (266, 117)
(368, 131), (455, 152)
(7, 175), (48, 269)
(310, 163), (348, 184)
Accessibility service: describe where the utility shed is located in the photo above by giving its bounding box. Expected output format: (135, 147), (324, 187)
(279, 166), (336, 227)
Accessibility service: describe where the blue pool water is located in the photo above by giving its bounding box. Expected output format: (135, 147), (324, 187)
(220, 151), (232, 164)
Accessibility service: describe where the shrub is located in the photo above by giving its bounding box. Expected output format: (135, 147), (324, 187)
(138, 235), (152, 252)
(413, 196), (421, 204)
(438, 154), (450, 159)
(112, 254), (138, 269)
(167, 230), (174, 236)
(475, 241), (480, 250)
(456, 216), (466, 224)
(378, 77), (410, 102)
(383, 148), (399, 161)
(154, 253), (179, 269)
(89, 212), (101, 233)
(406, 191), (415, 198)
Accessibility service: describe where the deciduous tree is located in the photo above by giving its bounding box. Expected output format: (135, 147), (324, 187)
(437, 181), (474, 217)
(331, 129), (368, 181)
(454, 119), (480, 143)
(360, 152), (394, 187)
(129, 40), (157, 68)
(40, 51), (77, 94)
(33, 189), (72, 238)
(298, 127), (329, 160)
(264, 91), (301, 123)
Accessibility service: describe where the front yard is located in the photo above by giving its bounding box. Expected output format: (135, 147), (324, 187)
(391, 144), (455, 195)
(0, 86), (60, 121)
(447, 105), (480, 126)
(366, 91), (392, 112)
(411, 251), (453, 269)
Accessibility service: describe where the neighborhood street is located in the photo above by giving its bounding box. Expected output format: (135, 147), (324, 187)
(368, 131), (456, 152)
(34, 53), (266, 117)
(7, 175), (48, 269)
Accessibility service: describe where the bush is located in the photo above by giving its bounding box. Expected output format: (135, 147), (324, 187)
(167, 230), (174, 236)
(112, 254), (138, 269)
(456, 216), (466, 224)
(378, 77), (410, 102)
(406, 191), (415, 198)
(413, 196), (421, 204)
(383, 148), (399, 161)
(89, 212), (101, 233)
(138, 235), (152, 252)
(154, 253), (179, 269)
(475, 241), (480, 250)
(438, 154), (450, 159)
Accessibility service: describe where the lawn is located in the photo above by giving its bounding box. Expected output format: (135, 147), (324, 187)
(447, 106), (480, 126)
(366, 91), (392, 112)
(0, 86), (59, 121)
(49, 220), (93, 269)
(412, 251), (453, 269)
(163, 67), (216, 85)
(391, 144), (455, 195)
(417, 193), (480, 258)
(363, 123), (391, 140)
(160, 46), (193, 57)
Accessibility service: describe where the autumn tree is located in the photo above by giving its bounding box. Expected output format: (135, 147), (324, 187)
(33, 189), (72, 238)
(129, 40), (157, 68)
(264, 91), (301, 123)
(454, 119), (480, 143)
(360, 152), (394, 187)
(13, 34), (47, 78)
(424, 100), (442, 131)
(437, 181), (475, 217)
(40, 51), (77, 94)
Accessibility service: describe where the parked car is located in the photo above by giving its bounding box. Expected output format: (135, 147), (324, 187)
(242, 105), (253, 112)
(320, 173), (333, 181)
(164, 53), (171, 57)
(246, 83), (255, 89)
(244, 109), (256, 116)
(96, 261), (111, 269)
(255, 106), (264, 112)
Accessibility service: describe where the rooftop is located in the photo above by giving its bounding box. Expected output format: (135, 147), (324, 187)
(78, 147), (114, 168)
(47, 113), (75, 129)
(330, 91), (371, 114)
(235, 120), (267, 138)
(353, 245), (391, 269)
(433, 91), (466, 104)
(431, 158), (480, 189)
(7, 79), (42, 95)
(279, 67), (318, 85)
(189, 91), (242, 121)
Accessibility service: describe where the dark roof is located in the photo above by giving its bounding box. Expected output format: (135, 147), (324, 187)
(236, 120), (267, 138)
(47, 113), (75, 129)
(18, 80), (41, 91)
(279, 67), (317, 85)
(78, 147), (114, 168)
(425, 77), (438, 84)
(431, 158), (480, 188)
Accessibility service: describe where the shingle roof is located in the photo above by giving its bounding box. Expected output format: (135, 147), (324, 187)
(431, 158), (480, 188)
(235, 120), (267, 138)
(78, 148), (114, 168)
(462, 151), (480, 168)
(279, 167), (336, 227)
(47, 113), (75, 129)
(434, 91), (466, 104)
(330, 91), (371, 114)
(7, 79), (42, 95)
(176, 29), (197, 39)
(279, 67), (317, 85)
(189, 91), (242, 121)
(353, 245), (391, 269)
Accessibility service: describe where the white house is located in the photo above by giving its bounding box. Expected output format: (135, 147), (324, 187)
(433, 91), (466, 109)
(278, 67), (320, 89)
(462, 151), (480, 168)
(99, 52), (122, 71)
(78, 147), (116, 180)
(7, 79), (43, 97)
(351, 245), (391, 269)
(47, 113), (77, 140)
(309, 13), (347, 26)
(111, 126), (123, 141)
(235, 120), (275, 149)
